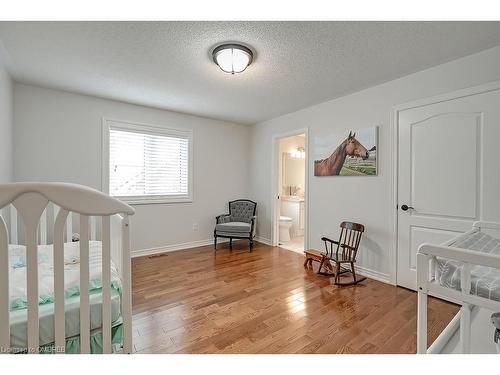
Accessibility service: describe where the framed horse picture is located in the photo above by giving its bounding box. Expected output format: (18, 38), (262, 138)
(314, 127), (378, 176)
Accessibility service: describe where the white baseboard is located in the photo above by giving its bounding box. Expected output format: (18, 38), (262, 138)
(132, 237), (271, 258)
(355, 265), (391, 284)
(255, 236), (272, 246)
(132, 238), (217, 258)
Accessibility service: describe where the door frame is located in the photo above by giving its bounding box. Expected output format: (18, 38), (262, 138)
(271, 128), (309, 250)
(390, 79), (500, 286)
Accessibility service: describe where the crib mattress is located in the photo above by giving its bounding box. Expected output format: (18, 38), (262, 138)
(435, 231), (500, 302)
(9, 287), (122, 351)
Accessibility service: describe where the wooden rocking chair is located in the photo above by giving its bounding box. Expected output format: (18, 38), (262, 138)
(318, 221), (367, 286)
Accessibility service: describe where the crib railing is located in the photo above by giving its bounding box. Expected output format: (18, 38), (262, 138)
(4, 203), (101, 246)
(417, 221), (500, 354)
(0, 183), (134, 354)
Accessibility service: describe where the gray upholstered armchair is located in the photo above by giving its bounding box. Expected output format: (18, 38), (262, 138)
(214, 199), (257, 252)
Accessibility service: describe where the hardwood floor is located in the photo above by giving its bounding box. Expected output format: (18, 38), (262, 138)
(132, 241), (458, 354)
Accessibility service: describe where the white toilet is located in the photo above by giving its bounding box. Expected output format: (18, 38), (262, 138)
(279, 216), (293, 242)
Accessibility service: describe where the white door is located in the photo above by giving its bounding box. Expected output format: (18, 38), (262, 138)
(396, 87), (500, 290)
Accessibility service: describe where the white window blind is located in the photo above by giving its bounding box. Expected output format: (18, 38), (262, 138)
(107, 121), (192, 203)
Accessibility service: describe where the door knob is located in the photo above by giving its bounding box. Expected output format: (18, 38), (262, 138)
(400, 204), (414, 211)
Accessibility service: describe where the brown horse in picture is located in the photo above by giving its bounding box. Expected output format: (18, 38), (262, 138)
(314, 131), (369, 176)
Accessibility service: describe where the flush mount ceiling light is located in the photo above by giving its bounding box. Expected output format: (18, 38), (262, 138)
(212, 43), (253, 74)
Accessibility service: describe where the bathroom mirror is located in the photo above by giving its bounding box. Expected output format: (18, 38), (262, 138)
(282, 153), (305, 196)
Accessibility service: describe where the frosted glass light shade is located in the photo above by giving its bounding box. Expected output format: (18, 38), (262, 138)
(290, 147), (305, 159)
(212, 44), (253, 74)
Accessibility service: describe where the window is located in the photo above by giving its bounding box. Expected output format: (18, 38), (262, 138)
(103, 119), (193, 204)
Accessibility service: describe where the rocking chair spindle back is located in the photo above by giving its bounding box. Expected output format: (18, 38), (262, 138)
(319, 221), (366, 285)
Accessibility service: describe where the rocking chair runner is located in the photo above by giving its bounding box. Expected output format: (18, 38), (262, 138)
(318, 221), (366, 285)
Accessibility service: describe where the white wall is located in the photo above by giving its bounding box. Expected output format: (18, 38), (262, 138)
(13, 84), (251, 255)
(0, 55), (12, 183)
(250, 46), (500, 282)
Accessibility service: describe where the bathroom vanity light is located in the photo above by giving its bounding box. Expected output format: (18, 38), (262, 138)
(290, 147), (305, 159)
(212, 43), (253, 74)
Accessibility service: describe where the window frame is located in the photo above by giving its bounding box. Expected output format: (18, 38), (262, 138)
(101, 118), (194, 205)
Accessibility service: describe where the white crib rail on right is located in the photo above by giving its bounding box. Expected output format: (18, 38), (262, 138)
(417, 221), (500, 354)
(0, 182), (134, 354)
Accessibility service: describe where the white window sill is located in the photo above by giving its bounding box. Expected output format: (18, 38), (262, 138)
(114, 196), (193, 205)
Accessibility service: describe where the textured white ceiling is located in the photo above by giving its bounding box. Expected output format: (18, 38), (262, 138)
(1, 21), (500, 124)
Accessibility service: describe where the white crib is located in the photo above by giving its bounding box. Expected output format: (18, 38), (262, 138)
(0, 182), (134, 354)
(417, 221), (500, 354)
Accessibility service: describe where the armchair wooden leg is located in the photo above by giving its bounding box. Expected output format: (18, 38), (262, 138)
(230, 238), (233, 250)
(249, 238), (253, 252)
(214, 235), (217, 250)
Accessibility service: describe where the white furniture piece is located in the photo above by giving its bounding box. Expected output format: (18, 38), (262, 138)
(417, 221), (500, 354)
(279, 216), (292, 242)
(0, 182), (134, 354)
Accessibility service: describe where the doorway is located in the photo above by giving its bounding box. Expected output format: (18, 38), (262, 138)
(272, 130), (308, 253)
